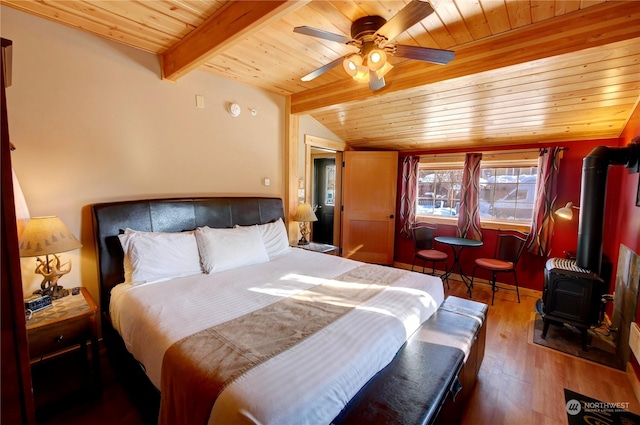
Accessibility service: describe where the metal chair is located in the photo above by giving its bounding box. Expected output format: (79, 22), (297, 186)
(411, 224), (449, 288)
(470, 230), (528, 305)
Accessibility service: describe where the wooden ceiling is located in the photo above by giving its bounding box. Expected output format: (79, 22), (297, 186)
(2, 0), (639, 151)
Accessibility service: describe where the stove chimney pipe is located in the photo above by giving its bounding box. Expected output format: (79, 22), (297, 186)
(576, 141), (640, 274)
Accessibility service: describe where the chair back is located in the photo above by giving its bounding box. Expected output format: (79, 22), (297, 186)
(412, 224), (437, 251)
(495, 231), (529, 265)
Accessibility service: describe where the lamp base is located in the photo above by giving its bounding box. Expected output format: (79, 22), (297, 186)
(298, 236), (310, 245)
(34, 284), (69, 300)
(34, 254), (72, 300)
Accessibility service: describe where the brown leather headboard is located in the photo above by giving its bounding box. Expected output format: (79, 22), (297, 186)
(91, 197), (285, 320)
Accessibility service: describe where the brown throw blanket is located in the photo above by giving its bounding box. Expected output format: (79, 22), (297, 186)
(158, 264), (407, 425)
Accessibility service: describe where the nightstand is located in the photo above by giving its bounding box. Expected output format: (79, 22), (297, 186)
(294, 242), (339, 256)
(26, 287), (101, 395)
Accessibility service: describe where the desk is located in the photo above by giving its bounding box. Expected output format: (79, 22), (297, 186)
(434, 236), (483, 296)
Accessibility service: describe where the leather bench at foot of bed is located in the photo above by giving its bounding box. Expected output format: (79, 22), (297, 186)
(332, 295), (487, 425)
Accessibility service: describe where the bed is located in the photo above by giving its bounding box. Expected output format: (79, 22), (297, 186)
(92, 197), (486, 425)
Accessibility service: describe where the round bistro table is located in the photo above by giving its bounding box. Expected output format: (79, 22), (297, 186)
(434, 236), (483, 297)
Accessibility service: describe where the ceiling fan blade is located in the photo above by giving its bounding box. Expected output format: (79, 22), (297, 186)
(373, 0), (435, 45)
(293, 26), (353, 45)
(301, 56), (346, 82)
(369, 70), (386, 91)
(393, 44), (454, 65)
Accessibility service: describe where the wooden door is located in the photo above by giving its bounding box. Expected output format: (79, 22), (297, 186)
(342, 151), (398, 264)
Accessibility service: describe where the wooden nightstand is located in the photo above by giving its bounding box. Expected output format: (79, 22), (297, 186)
(294, 242), (339, 256)
(26, 287), (101, 394)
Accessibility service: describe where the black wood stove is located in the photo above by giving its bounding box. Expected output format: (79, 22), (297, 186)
(540, 258), (605, 350)
(537, 142), (639, 351)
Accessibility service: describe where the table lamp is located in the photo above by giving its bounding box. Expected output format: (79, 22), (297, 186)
(19, 216), (82, 299)
(293, 203), (318, 245)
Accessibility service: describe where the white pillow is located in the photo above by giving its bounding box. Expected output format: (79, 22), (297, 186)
(118, 229), (202, 285)
(236, 218), (291, 258)
(195, 225), (269, 273)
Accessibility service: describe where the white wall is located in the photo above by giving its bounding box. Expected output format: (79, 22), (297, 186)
(298, 115), (343, 178)
(2, 6), (289, 303)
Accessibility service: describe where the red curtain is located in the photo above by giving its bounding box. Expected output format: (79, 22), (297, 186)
(399, 156), (419, 237)
(527, 147), (562, 256)
(456, 153), (483, 241)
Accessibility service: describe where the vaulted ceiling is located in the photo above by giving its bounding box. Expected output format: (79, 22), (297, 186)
(2, 0), (639, 151)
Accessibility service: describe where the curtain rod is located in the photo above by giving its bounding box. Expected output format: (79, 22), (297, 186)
(419, 147), (569, 159)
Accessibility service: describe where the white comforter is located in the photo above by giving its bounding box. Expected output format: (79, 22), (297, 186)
(110, 248), (444, 425)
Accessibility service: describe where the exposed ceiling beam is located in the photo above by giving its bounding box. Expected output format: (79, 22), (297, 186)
(162, 0), (308, 82)
(290, 1), (640, 114)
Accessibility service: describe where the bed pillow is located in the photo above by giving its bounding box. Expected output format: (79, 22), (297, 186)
(235, 218), (291, 258)
(118, 229), (202, 285)
(195, 225), (269, 273)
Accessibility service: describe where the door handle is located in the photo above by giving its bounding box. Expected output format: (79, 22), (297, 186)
(389, 214), (394, 219)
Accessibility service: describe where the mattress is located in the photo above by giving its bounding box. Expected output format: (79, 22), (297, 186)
(110, 248), (445, 424)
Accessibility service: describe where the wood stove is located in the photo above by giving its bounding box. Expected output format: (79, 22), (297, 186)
(537, 141), (639, 351)
(540, 258), (605, 350)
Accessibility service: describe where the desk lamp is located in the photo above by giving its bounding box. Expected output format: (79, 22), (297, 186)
(293, 203), (317, 245)
(19, 216), (82, 299)
(555, 202), (580, 220)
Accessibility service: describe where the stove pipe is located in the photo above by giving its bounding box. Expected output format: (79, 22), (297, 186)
(576, 141), (640, 275)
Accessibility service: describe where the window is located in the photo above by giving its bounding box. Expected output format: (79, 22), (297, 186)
(417, 169), (463, 216)
(416, 153), (539, 225)
(479, 166), (538, 221)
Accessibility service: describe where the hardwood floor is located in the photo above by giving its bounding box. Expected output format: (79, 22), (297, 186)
(33, 278), (639, 425)
(455, 281), (640, 425)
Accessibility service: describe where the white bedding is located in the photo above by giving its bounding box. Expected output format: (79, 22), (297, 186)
(110, 248), (445, 425)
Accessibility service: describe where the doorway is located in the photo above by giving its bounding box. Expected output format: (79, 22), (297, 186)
(304, 135), (345, 250)
(312, 156), (336, 244)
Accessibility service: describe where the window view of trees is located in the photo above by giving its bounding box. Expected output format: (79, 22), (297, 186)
(417, 165), (538, 222)
(417, 169), (463, 216)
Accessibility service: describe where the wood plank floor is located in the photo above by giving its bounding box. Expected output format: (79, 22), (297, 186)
(34, 278), (640, 425)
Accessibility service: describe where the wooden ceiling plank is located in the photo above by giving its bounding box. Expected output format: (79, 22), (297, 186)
(58, 1), (181, 45)
(136, 0), (213, 29)
(324, 82), (640, 131)
(350, 93), (640, 128)
(290, 1), (640, 114)
(312, 71), (640, 121)
(505, 0), (532, 29)
(419, 9), (457, 49)
(453, 0), (493, 41)
(429, 0), (474, 45)
(161, 0), (309, 81)
(1, 0), (170, 52)
(171, 0), (224, 16)
(530, 0), (556, 22)
(88, 1), (196, 39)
(555, 0), (581, 16)
(479, 0), (512, 35)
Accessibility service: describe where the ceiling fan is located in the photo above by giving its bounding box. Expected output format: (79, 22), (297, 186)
(293, 0), (454, 91)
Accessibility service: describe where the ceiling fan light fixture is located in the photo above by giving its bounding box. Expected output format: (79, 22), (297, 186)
(375, 61), (393, 78)
(367, 48), (387, 71)
(342, 54), (363, 76)
(352, 66), (369, 83)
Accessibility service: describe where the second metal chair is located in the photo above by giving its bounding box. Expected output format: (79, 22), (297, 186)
(411, 223), (449, 288)
(470, 230), (528, 305)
